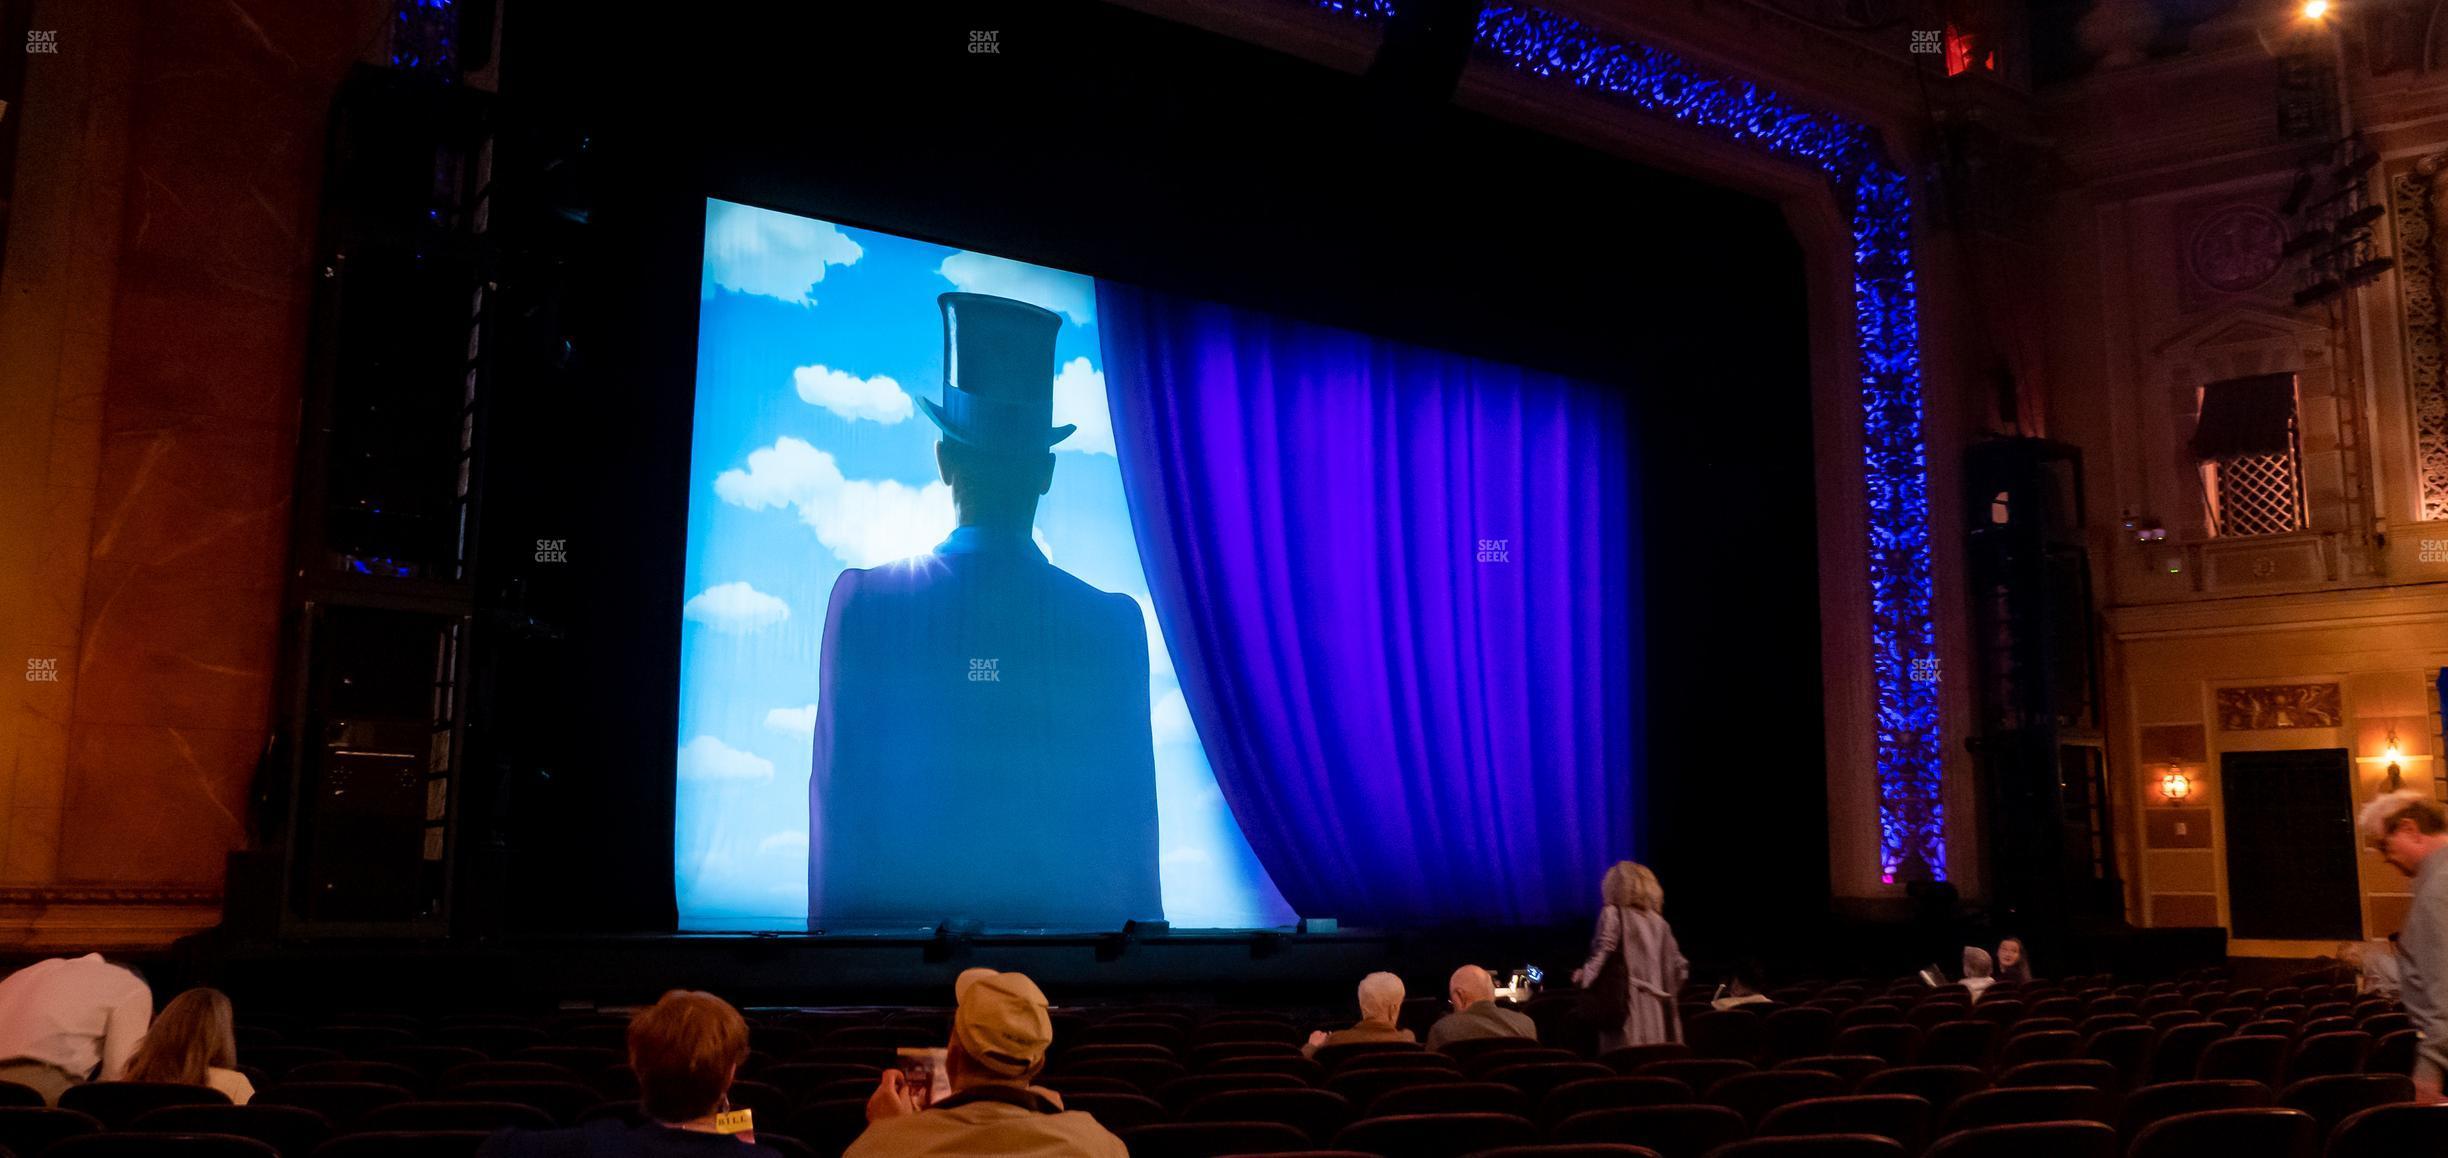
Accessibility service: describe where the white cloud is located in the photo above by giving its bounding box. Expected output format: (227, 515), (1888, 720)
(1136, 597), (1175, 681)
(758, 831), (809, 857)
(682, 581), (790, 634)
(714, 437), (956, 568)
(938, 251), (1096, 325)
(677, 735), (776, 783)
(764, 704), (818, 736)
(702, 200), (864, 307)
(1153, 687), (1198, 747)
(1050, 357), (1114, 456)
(794, 364), (911, 425)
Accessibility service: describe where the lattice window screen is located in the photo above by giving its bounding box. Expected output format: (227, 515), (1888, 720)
(2212, 452), (2307, 536)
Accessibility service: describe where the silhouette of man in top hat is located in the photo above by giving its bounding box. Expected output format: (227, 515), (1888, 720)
(807, 292), (1164, 930)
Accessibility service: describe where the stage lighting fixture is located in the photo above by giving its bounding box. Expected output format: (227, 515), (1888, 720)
(2302, 0), (2330, 20)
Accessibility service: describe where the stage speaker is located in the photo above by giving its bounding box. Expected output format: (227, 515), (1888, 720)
(1964, 438), (2121, 933)
(252, 64), (497, 938)
(1297, 917), (1340, 934)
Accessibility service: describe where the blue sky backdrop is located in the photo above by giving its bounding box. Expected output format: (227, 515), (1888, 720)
(676, 198), (1296, 929)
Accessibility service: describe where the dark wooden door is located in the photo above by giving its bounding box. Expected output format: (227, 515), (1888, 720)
(2219, 748), (2361, 941)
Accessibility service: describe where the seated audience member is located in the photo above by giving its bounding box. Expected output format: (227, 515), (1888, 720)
(1959, 946), (1995, 1000)
(0, 952), (151, 1104)
(480, 990), (778, 1157)
(848, 969), (1124, 1157)
(1995, 937), (2033, 984)
(1425, 965), (1537, 1051)
(2338, 938), (2404, 1000)
(123, 988), (252, 1104)
(1303, 971), (1416, 1057)
(1710, 958), (1776, 1011)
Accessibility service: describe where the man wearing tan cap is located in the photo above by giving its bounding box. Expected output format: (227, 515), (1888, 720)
(845, 970), (1126, 1157)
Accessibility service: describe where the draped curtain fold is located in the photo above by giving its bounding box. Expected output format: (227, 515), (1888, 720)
(1099, 281), (1641, 927)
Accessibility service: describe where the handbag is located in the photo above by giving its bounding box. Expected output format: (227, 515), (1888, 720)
(1575, 905), (1632, 1025)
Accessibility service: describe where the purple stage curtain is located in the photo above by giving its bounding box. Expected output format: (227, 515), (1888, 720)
(1099, 281), (1641, 927)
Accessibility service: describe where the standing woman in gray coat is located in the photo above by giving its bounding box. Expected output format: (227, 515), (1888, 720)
(1572, 861), (1689, 1052)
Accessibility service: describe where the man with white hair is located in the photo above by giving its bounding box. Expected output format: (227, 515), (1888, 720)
(1302, 971), (1415, 1057)
(1424, 964), (1536, 1052)
(2359, 789), (2448, 1103)
(1959, 946), (1995, 1001)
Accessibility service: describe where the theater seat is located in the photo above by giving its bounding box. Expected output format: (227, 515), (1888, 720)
(2273, 1073), (2412, 1138)
(2197, 1036), (2292, 1086)
(1367, 1081), (1529, 1118)
(2116, 1080), (2272, 1142)
(1157, 1073), (1311, 1112)
(1329, 1111), (1536, 1158)
(0, 1107), (103, 1156)
(355, 1101), (554, 1133)
(1599, 1045), (1694, 1075)
(1535, 1077), (1695, 1132)
(1455, 1147), (1662, 1158)
(1440, 1038), (1549, 1068)
(1183, 1088), (1356, 1143)
(1701, 1070), (1844, 1126)
(1122, 1119), (1312, 1157)
(1993, 1059), (2118, 1093)
(1207, 1056), (1328, 1084)
(1312, 1042), (1426, 1072)
(2147, 1023), (2231, 1085)
(1771, 1056), (1884, 1086)
(133, 1104), (334, 1158)
(1755, 1094), (1931, 1152)
(1546, 1104), (1747, 1158)
(48, 1133), (278, 1158)
(1328, 1066), (1460, 1109)
(58, 1082), (230, 1129)
(1486, 1063), (1616, 1107)
(253, 1083), (415, 1130)
(1935, 1086), (2111, 1134)
(1060, 1091), (1169, 1131)
(1920, 1121), (2116, 1158)
(1853, 1066), (1986, 1113)
(2325, 1102), (2448, 1158)
(2127, 1107), (2316, 1158)
(1632, 1061), (1754, 1090)
(1916, 1022), (2001, 1068)
(2361, 1030), (2416, 1076)
(0, 1083), (43, 1109)
(1701, 1135), (1905, 1158)
(779, 1100), (869, 1156)
(304, 1131), (492, 1158)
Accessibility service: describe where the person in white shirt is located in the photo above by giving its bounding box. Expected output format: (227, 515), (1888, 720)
(2337, 939), (2404, 1001)
(1959, 946), (1996, 1001)
(123, 988), (251, 1104)
(0, 953), (152, 1104)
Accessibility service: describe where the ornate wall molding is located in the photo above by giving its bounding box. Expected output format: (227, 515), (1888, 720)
(2390, 170), (2448, 522)
(1310, 0), (1942, 883)
(2215, 683), (2342, 730)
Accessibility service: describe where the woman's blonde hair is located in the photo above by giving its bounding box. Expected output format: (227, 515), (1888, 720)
(123, 988), (236, 1085)
(1601, 861), (1664, 911)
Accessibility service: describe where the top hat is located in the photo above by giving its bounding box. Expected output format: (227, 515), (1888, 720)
(919, 292), (1076, 451)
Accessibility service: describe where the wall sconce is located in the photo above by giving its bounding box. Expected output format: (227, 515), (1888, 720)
(2159, 766), (2194, 803)
(2385, 730), (2404, 792)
